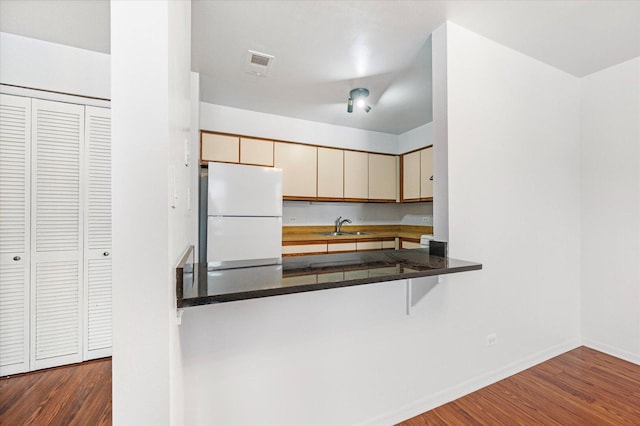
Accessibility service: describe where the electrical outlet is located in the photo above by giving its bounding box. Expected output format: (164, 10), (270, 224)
(356, 216), (363, 222)
(486, 333), (497, 346)
(288, 216), (296, 222)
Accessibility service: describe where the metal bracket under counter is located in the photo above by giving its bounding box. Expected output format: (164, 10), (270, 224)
(405, 276), (440, 315)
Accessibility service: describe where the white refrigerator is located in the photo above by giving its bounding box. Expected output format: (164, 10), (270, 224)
(207, 162), (283, 266)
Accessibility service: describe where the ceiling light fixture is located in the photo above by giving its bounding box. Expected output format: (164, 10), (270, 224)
(347, 88), (371, 113)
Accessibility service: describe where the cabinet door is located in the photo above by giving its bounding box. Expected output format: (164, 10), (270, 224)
(420, 146), (433, 199)
(382, 238), (396, 249)
(84, 107), (112, 360)
(344, 150), (368, 200)
(240, 137), (273, 166)
(201, 133), (239, 163)
(317, 147), (343, 198)
(282, 242), (327, 256)
(31, 99), (84, 371)
(402, 150), (420, 201)
(401, 239), (422, 249)
(356, 240), (383, 251)
(368, 153), (397, 201)
(328, 242), (356, 253)
(274, 142), (317, 198)
(0, 94), (31, 376)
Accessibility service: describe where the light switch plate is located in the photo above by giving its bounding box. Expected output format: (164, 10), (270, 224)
(169, 165), (177, 209)
(184, 139), (190, 167)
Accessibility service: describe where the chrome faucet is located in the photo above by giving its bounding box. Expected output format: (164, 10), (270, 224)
(335, 216), (352, 233)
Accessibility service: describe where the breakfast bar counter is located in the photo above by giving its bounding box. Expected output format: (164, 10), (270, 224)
(177, 248), (481, 307)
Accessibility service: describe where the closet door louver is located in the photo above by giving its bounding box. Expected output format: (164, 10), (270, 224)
(0, 94), (31, 376)
(30, 99), (84, 370)
(83, 106), (112, 360)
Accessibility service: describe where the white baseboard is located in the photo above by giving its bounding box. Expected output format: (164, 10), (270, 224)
(583, 339), (640, 366)
(358, 339), (581, 426)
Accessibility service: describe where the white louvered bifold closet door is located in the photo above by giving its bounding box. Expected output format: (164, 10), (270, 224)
(30, 99), (84, 370)
(83, 106), (112, 360)
(0, 94), (31, 376)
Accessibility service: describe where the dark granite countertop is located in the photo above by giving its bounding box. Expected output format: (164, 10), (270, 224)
(177, 248), (482, 307)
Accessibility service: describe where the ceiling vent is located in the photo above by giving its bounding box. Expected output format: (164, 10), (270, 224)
(245, 50), (275, 77)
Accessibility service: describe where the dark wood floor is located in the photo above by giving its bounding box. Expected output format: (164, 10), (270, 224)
(0, 358), (111, 425)
(1, 347), (639, 425)
(400, 346), (640, 425)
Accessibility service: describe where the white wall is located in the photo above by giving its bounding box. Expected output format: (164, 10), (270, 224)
(0, 32), (110, 99)
(190, 73), (201, 260)
(431, 25), (449, 242)
(580, 57), (640, 364)
(112, 1), (194, 424)
(283, 201), (432, 226)
(167, 2), (195, 424)
(431, 19), (582, 415)
(398, 122), (433, 154)
(179, 22), (582, 425)
(200, 102), (399, 154)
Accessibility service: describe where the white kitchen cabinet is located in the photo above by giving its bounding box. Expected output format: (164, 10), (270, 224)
(317, 147), (343, 198)
(282, 242), (327, 256)
(402, 146), (433, 202)
(401, 239), (422, 249)
(402, 150), (421, 201)
(382, 238), (396, 249)
(201, 133), (239, 163)
(0, 94), (31, 376)
(30, 99), (84, 370)
(240, 137), (273, 166)
(274, 142), (317, 198)
(420, 146), (433, 199)
(83, 106), (112, 360)
(328, 242), (356, 253)
(368, 153), (397, 201)
(344, 150), (368, 200)
(355, 240), (382, 251)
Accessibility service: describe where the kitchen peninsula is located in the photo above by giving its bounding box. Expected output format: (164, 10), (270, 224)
(177, 247), (481, 307)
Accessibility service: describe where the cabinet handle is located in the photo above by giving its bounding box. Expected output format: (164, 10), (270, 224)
(13, 256), (21, 261)
(103, 251), (110, 257)
(429, 176), (434, 181)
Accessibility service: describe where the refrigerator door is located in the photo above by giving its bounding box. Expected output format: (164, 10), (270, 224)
(208, 162), (282, 217)
(207, 216), (282, 265)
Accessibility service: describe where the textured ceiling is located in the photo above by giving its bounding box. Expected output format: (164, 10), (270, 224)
(2, 1), (639, 135)
(192, 0), (640, 134)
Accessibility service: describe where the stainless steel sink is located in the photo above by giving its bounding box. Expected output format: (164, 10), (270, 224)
(318, 231), (372, 236)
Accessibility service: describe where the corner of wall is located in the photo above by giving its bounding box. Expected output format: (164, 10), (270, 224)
(430, 23), (449, 242)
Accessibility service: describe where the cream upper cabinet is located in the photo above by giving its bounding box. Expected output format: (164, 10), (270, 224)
(240, 137), (273, 166)
(402, 150), (421, 200)
(317, 147), (343, 198)
(368, 153), (397, 201)
(344, 150), (368, 200)
(274, 142), (317, 198)
(420, 146), (433, 199)
(201, 133), (239, 163)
